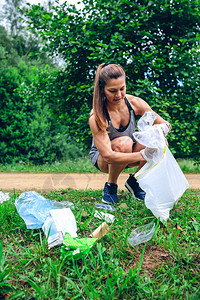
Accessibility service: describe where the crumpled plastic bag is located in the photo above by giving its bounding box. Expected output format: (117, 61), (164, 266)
(134, 111), (189, 222)
(137, 111), (157, 131)
(51, 200), (74, 210)
(133, 111), (169, 164)
(15, 191), (55, 229)
(60, 233), (97, 260)
(42, 208), (78, 248)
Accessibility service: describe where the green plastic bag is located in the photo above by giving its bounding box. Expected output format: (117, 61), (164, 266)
(61, 233), (97, 260)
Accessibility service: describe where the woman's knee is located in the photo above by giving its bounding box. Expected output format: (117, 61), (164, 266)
(97, 155), (109, 173)
(111, 136), (133, 153)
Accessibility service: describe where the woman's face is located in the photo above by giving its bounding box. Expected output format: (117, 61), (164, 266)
(104, 76), (126, 105)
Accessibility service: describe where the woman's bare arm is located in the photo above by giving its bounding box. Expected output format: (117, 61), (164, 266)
(127, 95), (171, 132)
(89, 114), (146, 165)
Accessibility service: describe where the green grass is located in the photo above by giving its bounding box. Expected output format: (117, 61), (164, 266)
(176, 159), (200, 174)
(0, 188), (199, 299)
(0, 157), (199, 173)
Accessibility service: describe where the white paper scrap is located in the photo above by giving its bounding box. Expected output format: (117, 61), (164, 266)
(94, 210), (115, 223)
(0, 191), (10, 203)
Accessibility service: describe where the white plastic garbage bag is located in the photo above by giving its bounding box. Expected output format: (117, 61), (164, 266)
(137, 111), (157, 131)
(134, 111), (169, 164)
(135, 146), (189, 221)
(133, 112), (189, 222)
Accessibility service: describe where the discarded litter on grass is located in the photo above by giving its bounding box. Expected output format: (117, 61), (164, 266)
(15, 191), (55, 229)
(0, 191), (10, 203)
(51, 200), (75, 210)
(94, 210), (115, 223)
(42, 208), (77, 248)
(95, 203), (116, 211)
(91, 222), (110, 240)
(128, 222), (155, 246)
(15, 191), (111, 253)
(60, 232), (97, 260)
(15, 191), (76, 233)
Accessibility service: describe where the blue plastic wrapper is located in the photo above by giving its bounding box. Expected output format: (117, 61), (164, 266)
(95, 203), (116, 211)
(15, 191), (55, 229)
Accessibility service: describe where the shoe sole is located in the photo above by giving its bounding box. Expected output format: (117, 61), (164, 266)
(125, 182), (144, 201)
(102, 198), (117, 205)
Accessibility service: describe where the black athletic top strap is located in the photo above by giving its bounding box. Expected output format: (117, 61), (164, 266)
(105, 97), (135, 126)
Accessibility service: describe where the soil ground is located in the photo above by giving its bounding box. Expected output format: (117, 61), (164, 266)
(0, 173), (199, 192)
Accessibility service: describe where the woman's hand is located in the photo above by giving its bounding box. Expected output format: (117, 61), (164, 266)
(140, 147), (157, 162)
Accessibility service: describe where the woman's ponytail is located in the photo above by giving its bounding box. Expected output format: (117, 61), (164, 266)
(92, 63), (125, 131)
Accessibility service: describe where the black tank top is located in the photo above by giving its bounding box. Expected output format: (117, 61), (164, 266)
(105, 97), (136, 141)
(89, 97), (137, 156)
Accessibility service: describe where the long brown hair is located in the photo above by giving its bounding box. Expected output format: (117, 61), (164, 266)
(92, 63), (125, 131)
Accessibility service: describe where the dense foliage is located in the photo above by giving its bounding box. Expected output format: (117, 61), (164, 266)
(0, 63), (69, 164)
(0, 23), (70, 164)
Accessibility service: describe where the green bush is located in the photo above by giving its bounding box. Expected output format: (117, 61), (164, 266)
(0, 64), (70, 164)
(23, 67), (93, 147)
(0, 66), (29, 163)
(132, 78), (200, 159)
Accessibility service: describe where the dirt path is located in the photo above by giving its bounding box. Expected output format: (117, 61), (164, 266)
(0, 173), (199, 192)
